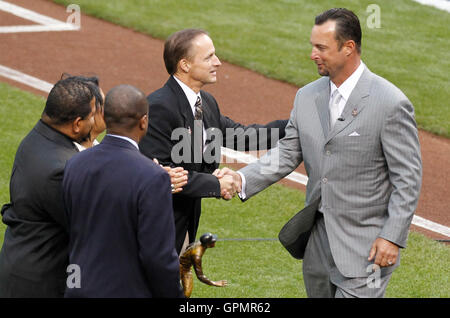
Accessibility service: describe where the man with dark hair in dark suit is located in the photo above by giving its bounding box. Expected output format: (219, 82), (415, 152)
(0, 75), (103, 297)
(139, 29), (288, 254)
(63, 85), (183, 298)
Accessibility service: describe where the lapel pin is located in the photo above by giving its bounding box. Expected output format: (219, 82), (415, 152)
(352, 108), (358, 117)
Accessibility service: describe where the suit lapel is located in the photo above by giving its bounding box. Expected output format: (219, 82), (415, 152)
(167, 76), (193, 124)
(315, 81), (331, 138)
(325, 68), (372, 143)
(200, 91), (213, 130)
(167, 76), (199, 161)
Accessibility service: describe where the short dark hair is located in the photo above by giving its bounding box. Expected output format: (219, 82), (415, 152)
(43, 75), (103, 125)
(104, 85), (148, 130)
(163, 29), (209, 75)
(315, 8), (362, 53)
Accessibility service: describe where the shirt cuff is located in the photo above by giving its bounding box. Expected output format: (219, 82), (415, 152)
(237, 171), (247, 200)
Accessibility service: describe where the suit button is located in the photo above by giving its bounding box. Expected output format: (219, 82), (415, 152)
(322, 177), (328, 184)
(325, 150), (331, 156)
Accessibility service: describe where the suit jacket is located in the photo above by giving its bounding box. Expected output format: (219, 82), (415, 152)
(240, 67), (422, 277)
(0, 120), (78, 297)
(63, 135), (183, 298)
(139, 76), (288, 253)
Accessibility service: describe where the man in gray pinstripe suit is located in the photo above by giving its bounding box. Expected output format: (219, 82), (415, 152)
(216, 8), (422, 297)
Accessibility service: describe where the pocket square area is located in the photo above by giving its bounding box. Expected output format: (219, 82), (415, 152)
(348, 131), (360, 137)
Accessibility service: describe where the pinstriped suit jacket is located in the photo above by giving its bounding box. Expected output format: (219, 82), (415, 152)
(240, 67), (422, 277)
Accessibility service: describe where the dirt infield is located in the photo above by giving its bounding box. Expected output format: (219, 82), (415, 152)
(1, 0), (448, 241)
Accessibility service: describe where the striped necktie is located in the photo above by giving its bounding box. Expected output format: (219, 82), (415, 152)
(193, 95), (204, 160)
(194, 96), (203, 120)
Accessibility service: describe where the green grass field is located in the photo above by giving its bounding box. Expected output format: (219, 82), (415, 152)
(53, 0), (450, 137)
(0, 83), (47, 241)
(0, 83), (448, 297)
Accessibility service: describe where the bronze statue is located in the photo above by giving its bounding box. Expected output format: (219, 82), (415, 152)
(179, 233), (227, 298)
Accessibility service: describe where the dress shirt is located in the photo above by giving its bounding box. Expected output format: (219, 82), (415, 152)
(73, 139), (99, 152)
(329, 61), (365, 123)
(173, 76), (207, 149)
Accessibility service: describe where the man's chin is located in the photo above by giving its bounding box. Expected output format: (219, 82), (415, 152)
(202, 78), (217, 86)
(318, 68), (329, 77)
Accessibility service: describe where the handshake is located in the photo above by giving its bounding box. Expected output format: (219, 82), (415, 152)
(213, 168), (243, 200)
(153, 159), (242, 200)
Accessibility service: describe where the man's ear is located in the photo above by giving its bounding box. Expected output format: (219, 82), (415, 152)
(344, 40), (356, 56)
(140, 114), (148, 131)
(179, 58), (190, 73)
(72, 117), (83, 134)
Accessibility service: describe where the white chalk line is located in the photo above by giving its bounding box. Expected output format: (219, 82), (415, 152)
(0, 0), (79, 33)
(0, 65), (53, 93)
(412, 0), (450, 13)
(0, 66), (448, 238)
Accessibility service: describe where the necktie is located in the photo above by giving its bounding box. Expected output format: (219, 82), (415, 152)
(194, 96), (203, 121)
(193, 96), (204, 161)
(329, 90), (342, 128)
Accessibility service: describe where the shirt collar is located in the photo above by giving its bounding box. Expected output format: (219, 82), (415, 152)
(330, 61), (365, 102)
(73, 139), (99, 152)
(73, 142), (85, 152)
(106, 134), (139, 150)
(173, 75), (201, 110)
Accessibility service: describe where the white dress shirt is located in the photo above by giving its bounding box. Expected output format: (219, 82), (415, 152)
(329, 61), (365, 125)
(73, 139), (99, 152)
(173, 76), (207, 149)
(238, 61), (366, 200)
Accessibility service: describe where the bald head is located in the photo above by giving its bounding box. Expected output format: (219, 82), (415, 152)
(104, 85), (148, 131)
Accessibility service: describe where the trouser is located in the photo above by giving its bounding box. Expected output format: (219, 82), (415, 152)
(302, 213), (392, 298)
(173, 198), (202, 254)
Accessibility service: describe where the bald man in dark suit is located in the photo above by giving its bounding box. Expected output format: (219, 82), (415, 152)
(63, 85), (182, 297)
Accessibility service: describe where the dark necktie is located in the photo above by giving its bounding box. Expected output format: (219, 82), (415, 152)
(193, 96), (204, 161)
(194, 96), (203, 120)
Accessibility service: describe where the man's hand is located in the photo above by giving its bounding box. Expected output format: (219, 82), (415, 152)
(368, 237), (399, 268)
(166, 167), (188, 193)
(153, 159), (188, 194)
(218, 175), (237, 200)
(213, 167), (242, 195)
